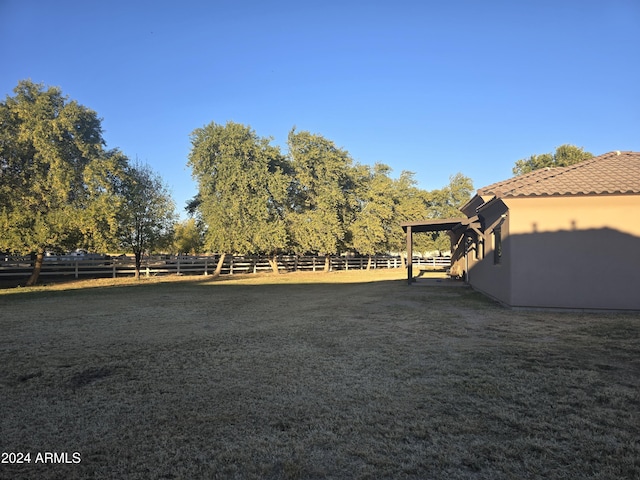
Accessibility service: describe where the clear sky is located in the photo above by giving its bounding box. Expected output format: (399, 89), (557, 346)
(2, 0), (639, 216)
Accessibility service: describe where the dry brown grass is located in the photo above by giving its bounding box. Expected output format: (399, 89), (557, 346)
(1, 270), (639, 479)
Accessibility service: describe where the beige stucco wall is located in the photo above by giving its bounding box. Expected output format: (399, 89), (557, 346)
(507, 195), (640, 237)
(503, 194), (640, 310)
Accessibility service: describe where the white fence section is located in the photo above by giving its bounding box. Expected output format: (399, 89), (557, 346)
(0, 254), (452, 280)
(412, 256), (452, 268)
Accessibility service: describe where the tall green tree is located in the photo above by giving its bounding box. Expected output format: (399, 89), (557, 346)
(426, 172), (474, 219)
(286, 128), (357, 271)
(172, 218), (203, 255)
(82, 148), (130, 251)
(187, 121), (290, 274)
(0, 80), (113, 285)
(116, 161), (176, 279)
(386, 171), (430, 264)
(513, 144), (593, 176)
(419, 173), (474, 255)
(350, 163), (396, 268)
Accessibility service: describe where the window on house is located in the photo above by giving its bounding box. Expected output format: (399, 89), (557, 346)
(493, 228), (502, 265)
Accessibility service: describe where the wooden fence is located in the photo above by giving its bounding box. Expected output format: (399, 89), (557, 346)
(0, 255), (451, 280)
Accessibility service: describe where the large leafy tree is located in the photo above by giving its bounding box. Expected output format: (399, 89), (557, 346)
(286, 128), (358, 271)
(172, 218), (203, 255)
(188, 121), (290, 274)
(82, 148), (129, 251)
(419, 173), (474, 255)
(0, 80), (114, 285)
(426, 172), (474, 219)
(350, 163), (397, 268)
(513, 144), (593, 176)
(386, 170), (430, 263)
(116, 161), (176, 279)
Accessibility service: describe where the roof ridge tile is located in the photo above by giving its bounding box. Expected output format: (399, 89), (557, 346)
(479, 151), (640, 197)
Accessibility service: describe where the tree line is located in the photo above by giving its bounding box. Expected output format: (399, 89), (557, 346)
(186, 122), (474, 274)
(0, 81), (476, 284)
(1, 80), (592, 285)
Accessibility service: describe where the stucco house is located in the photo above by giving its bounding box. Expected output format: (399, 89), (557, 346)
(403, 151), (640, 311)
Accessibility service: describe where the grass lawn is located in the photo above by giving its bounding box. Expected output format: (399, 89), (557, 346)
(1, 270), (639, 479)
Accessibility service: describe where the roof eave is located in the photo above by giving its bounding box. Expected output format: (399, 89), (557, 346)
(401, 217), (468, 233)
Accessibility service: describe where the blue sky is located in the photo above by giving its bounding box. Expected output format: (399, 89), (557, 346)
(2, 0), (639, 216)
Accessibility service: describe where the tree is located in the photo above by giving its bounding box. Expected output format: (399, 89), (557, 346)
(286, 128), (358, 271)
(513, 144), (593, 176)
(418, 173), (474, 255)
(426, 172), (474, 218)
(116, 161), (176, 279)
(0, 80), (113, 285)
(386, 171), (430, 265)
(350, 163), (396, 268)
(81, 148), (130, 252)
(187, 121), (290, 274)
(172, 218), (203, 255)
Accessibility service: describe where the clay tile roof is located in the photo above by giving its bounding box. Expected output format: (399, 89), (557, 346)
(478, 151), (640, 197)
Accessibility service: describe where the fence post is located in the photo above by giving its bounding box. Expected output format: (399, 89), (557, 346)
(75, 261), (79, 279)
(112, 261), (116, 278)
(204, 257), (208, 276)
(177, 258), (181, 275)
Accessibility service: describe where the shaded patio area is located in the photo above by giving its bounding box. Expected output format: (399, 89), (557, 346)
(401, 217), (479, 285)
(410, 270), (470, 287)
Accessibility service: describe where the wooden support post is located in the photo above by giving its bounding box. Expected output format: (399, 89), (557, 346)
(406, 225), (413, 284)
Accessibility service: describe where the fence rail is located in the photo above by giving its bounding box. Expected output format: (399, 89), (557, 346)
(0, 254), (451, 280)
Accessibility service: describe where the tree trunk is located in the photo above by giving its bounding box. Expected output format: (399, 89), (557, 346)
(324, 255), (331, 272)
(213, 253), (226, 277)
(366, 255), (372, 270)
(26, 251), (44, 286)
(269, 254), (280, 274)
(134, 251), (142, 280)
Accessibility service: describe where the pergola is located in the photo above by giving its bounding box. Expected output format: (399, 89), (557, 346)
(401, 217), (476, 284)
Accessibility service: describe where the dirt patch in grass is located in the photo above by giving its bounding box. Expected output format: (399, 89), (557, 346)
(1, 270), (639, 479)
